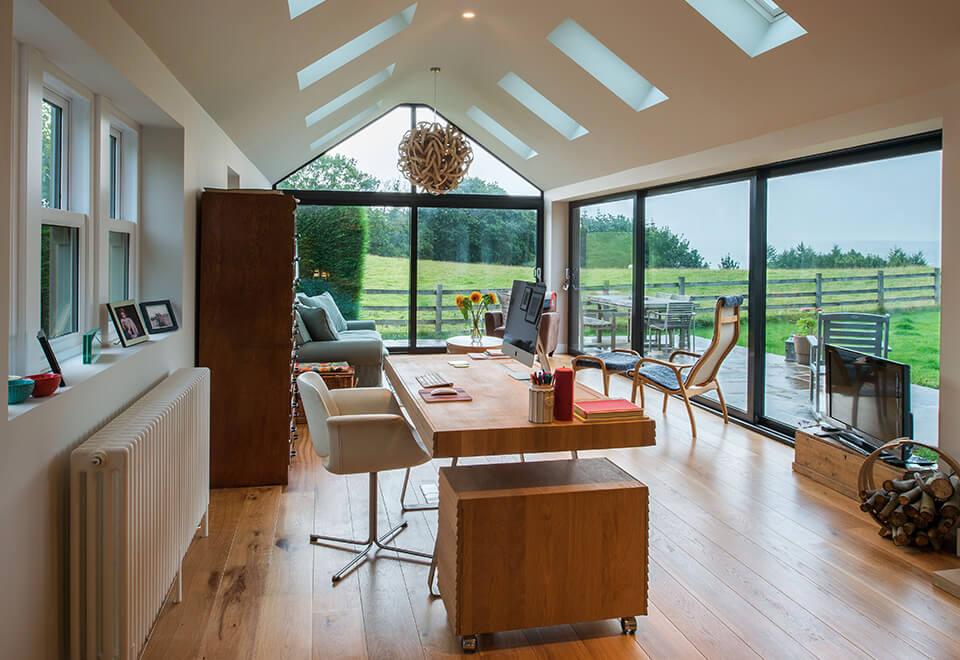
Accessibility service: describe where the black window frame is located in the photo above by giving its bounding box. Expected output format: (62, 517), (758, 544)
(275, 103), (545, 354)
(567, 130), (942, 442)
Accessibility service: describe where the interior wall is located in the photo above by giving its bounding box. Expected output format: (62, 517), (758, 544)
(0, 0), (269, 657)
(545, 83), (959, 458)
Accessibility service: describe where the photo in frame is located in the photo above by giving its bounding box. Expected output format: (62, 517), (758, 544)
(106, 300), (149, 347)
(139, 300), (179, 334)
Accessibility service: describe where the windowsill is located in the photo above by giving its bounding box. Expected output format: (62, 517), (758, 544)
(7, 331), (179, 422)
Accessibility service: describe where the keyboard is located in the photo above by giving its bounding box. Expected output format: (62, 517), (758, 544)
(416, 371), (453, 389)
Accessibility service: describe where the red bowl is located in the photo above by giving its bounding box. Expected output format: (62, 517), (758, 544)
(27, 372), (61, 397)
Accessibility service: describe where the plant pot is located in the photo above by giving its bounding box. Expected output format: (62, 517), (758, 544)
(794, 334), (814, 365)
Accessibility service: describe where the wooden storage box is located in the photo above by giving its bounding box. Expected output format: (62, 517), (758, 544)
(437, 458), (648, 645)
(793, 428), (902, 500)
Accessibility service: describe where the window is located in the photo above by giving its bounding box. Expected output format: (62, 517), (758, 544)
(40, 224), (79, 338)
(41, 93), (67, 209)
(746, 0), (785, 21)
(108, 231), (130, 301)
(109, 128), (122, 219)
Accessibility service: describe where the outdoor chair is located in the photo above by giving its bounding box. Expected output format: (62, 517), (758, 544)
(809, 312), (890, 414)
(645, 300), (696, 352)
(629, 296), (742, 437)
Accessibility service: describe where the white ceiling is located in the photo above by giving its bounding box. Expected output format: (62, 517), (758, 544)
(106, 0), (960, 189)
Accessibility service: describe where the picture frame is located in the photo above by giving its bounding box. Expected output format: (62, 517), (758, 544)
(36, 330), (66, 387)
(106, 300), (150, 347)
(139, 299), (179, 334)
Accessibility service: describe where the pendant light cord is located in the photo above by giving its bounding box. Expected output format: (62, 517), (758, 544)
(431, 66), (441, 122)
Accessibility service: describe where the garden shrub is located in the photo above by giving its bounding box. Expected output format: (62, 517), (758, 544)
(296, 205), (368, 319)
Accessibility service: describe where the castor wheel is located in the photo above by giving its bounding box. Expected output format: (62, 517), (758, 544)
(461, 634), (479, 653)
(620, 616), (637, 635)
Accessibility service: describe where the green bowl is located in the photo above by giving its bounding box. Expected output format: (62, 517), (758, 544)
(8, 378), (35, 404)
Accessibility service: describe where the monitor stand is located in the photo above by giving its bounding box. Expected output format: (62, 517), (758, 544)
(536, 337), (552, 373)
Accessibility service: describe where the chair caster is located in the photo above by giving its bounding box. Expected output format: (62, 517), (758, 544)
(461, 634), (478, 653)
(620, 616), (637, 635)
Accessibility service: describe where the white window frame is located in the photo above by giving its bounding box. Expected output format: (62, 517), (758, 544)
(41, 87), (70, 210)
(108, 127), (122, 220)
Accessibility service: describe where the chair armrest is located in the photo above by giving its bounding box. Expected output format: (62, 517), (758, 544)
(669, 349), (701, 361)
(346, 319), (377, 331)
(325, 414), (429, 474)
(330, 387), (401, 415)
(484, 311), (503, 336)
(634, 357), (686, 377)
(613, 348), (640, 356)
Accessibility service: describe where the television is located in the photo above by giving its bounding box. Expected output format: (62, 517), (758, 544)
(501, 280), (547, 368)
(824, 344), (913, 454)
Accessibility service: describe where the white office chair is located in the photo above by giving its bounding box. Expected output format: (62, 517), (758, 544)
(298, 371), (433, 582)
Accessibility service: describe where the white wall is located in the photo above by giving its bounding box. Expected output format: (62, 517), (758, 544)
(545, 83), (960, 459)
(0, 0), (270, 657)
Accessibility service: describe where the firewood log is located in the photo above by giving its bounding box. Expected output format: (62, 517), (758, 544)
(892, 526), (912, 546)
(883, 478), (915, 493)
(878, 494), (900, 522)
(861, 490), (887, 512)
(920, 472), (954, 500)
(918, 492), (936, 523)
(902, 501), (920, 519)
(914, 531), (930, 548)
(929, 530), (944, 552)
(941, 477), (960, 519)
(936, 517), (956, 535)
(914, 515), (932, 530)
(889, 504), (909, 528)
(878, 526), (893, 539)
(898, 485), (923, 505)
(902, 521), (916, 536)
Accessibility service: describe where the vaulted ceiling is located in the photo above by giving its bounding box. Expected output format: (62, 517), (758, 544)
(107, 0), (960, 189)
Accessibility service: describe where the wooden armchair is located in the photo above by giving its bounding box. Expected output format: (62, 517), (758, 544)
(629, 296), (742, 437)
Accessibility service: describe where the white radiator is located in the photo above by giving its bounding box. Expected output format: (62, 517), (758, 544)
(70, 367), (211, 660)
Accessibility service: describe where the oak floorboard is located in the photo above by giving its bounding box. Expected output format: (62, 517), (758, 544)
(140, 488), (247, 660)
(629, 602), (705, 660)
(196, 486), (282, 660)
(571, 620), (651, 659)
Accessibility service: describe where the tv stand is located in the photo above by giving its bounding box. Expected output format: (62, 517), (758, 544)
(793, 427), (904, 500)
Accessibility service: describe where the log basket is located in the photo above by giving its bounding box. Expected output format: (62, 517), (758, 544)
(858, 438), (960, 548)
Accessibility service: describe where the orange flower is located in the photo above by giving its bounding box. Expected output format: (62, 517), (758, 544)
(469, 291), (482, 304)
(489, 292), (498, 304)
(455, 294), (465, 308)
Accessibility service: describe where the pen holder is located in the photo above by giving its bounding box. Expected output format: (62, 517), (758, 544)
(528, 385), (555, 424)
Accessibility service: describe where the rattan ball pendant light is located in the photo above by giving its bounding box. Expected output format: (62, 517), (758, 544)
(397, 67), (473, 195)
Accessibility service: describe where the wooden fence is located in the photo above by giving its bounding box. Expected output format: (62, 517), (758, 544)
(356, 268), (941, 337)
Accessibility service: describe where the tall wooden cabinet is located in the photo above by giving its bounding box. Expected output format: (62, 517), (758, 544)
(198, 189), (298, 487)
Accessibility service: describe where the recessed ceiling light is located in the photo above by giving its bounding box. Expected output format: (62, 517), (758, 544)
(297, 4), (417, 91)
(310, 101), (384, 151)
(462, 11), (476, 19)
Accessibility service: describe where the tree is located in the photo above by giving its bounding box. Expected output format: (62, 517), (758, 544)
(719, 254), (740, 269)
(296, 206), (368, 319)
(277, 153), (379, 191)
(644, 222), (708, 269)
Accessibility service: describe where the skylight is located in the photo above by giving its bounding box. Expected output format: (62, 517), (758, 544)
(305, 64), (396, 127)
(296, 4), (416, 91)
(683, 0), (806, 57)
(546, 18), (667, 113)
(497, 73), (588, 141)
(466, 107), (537, 160)
(310, 101), (384, 151)
(288, 0), (326, 20)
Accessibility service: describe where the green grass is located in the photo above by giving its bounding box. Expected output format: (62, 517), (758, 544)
(350, 255), (941, 388)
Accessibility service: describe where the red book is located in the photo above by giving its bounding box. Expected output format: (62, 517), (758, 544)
(573, 399), (645, 421)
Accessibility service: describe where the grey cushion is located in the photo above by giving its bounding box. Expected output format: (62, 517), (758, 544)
(630, 363), (685, 390)
(576, 351), (641, 372)
(346, 319), (377, 331)
(720, 295), (744, 307)
(293, 308), (311, 347)
(298, 292), (348, 333)
(298, 304), (339, 341)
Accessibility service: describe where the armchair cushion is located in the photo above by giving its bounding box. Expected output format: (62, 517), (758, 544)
(293, 308), (311, 347)
(298, 304), (339, 341)
(575, 351), (641, 372)
(298, 291), (348, 332)
(346, 319), (377, 331)
(484, 311), (504, 337)
(631, 363), (684, 391)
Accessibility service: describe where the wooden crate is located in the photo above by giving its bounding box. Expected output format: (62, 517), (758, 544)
(438, 458), (648, 645)
(793, 428), (902, 500)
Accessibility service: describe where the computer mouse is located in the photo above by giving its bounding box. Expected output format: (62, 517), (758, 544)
(431, 387), (459, 396)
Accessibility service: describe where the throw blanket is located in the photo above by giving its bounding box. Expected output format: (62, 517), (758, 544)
(296, 361), (351, 373)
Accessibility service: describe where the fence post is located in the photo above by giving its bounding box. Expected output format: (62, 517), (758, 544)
(603, 279), (610, 294)
(814, 272), (822, 308)
(876, 269), (885, 305)
(934, 267), (941, 304)
(435, 283), (443, 337)
(678, 276), (686, 295)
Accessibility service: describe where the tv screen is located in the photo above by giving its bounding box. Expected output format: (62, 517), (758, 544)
(825, 344), (912, 445)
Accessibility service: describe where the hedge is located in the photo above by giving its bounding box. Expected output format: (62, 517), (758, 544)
(296, 205), (368, 319)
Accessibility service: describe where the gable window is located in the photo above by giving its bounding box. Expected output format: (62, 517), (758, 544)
(41, 91), (68, 209)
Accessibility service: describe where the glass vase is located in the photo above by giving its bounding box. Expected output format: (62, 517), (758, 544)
(470, 316), (483, 345)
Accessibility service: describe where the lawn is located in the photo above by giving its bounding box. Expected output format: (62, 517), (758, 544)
(348, 255), (941, 388)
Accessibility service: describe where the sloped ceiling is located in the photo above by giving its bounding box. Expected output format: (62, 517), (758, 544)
(107, 0), (960, 189)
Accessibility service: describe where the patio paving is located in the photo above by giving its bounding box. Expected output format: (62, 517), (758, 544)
(586, 336), (939, 446)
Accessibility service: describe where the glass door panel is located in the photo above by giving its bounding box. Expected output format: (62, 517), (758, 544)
(572, 198), (635, 354)
(416, 206), (537, 347)
(296, 205), (411, 349)
(644, 181), (750, 412)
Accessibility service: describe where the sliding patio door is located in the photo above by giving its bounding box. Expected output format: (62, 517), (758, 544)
(568, 196), (636, 354)
(643, 180), (751, 414)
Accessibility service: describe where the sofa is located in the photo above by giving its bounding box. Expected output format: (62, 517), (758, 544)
(295, 292), (387, 387)
(484, 290), (560, 355)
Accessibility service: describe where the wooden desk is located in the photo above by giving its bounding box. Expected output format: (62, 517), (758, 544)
(384, 354), (656, 457)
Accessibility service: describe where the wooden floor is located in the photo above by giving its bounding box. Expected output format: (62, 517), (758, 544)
(142, 360), (960, 659)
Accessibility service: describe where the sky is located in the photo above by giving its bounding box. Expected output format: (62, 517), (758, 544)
(582, 151), (942, 268)
(325, 106), (539, 195)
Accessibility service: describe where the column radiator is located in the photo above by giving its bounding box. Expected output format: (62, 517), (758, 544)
(69, 367), (211, 660)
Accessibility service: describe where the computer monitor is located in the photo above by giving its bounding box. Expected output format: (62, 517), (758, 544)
(501, 280), (549, 369)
